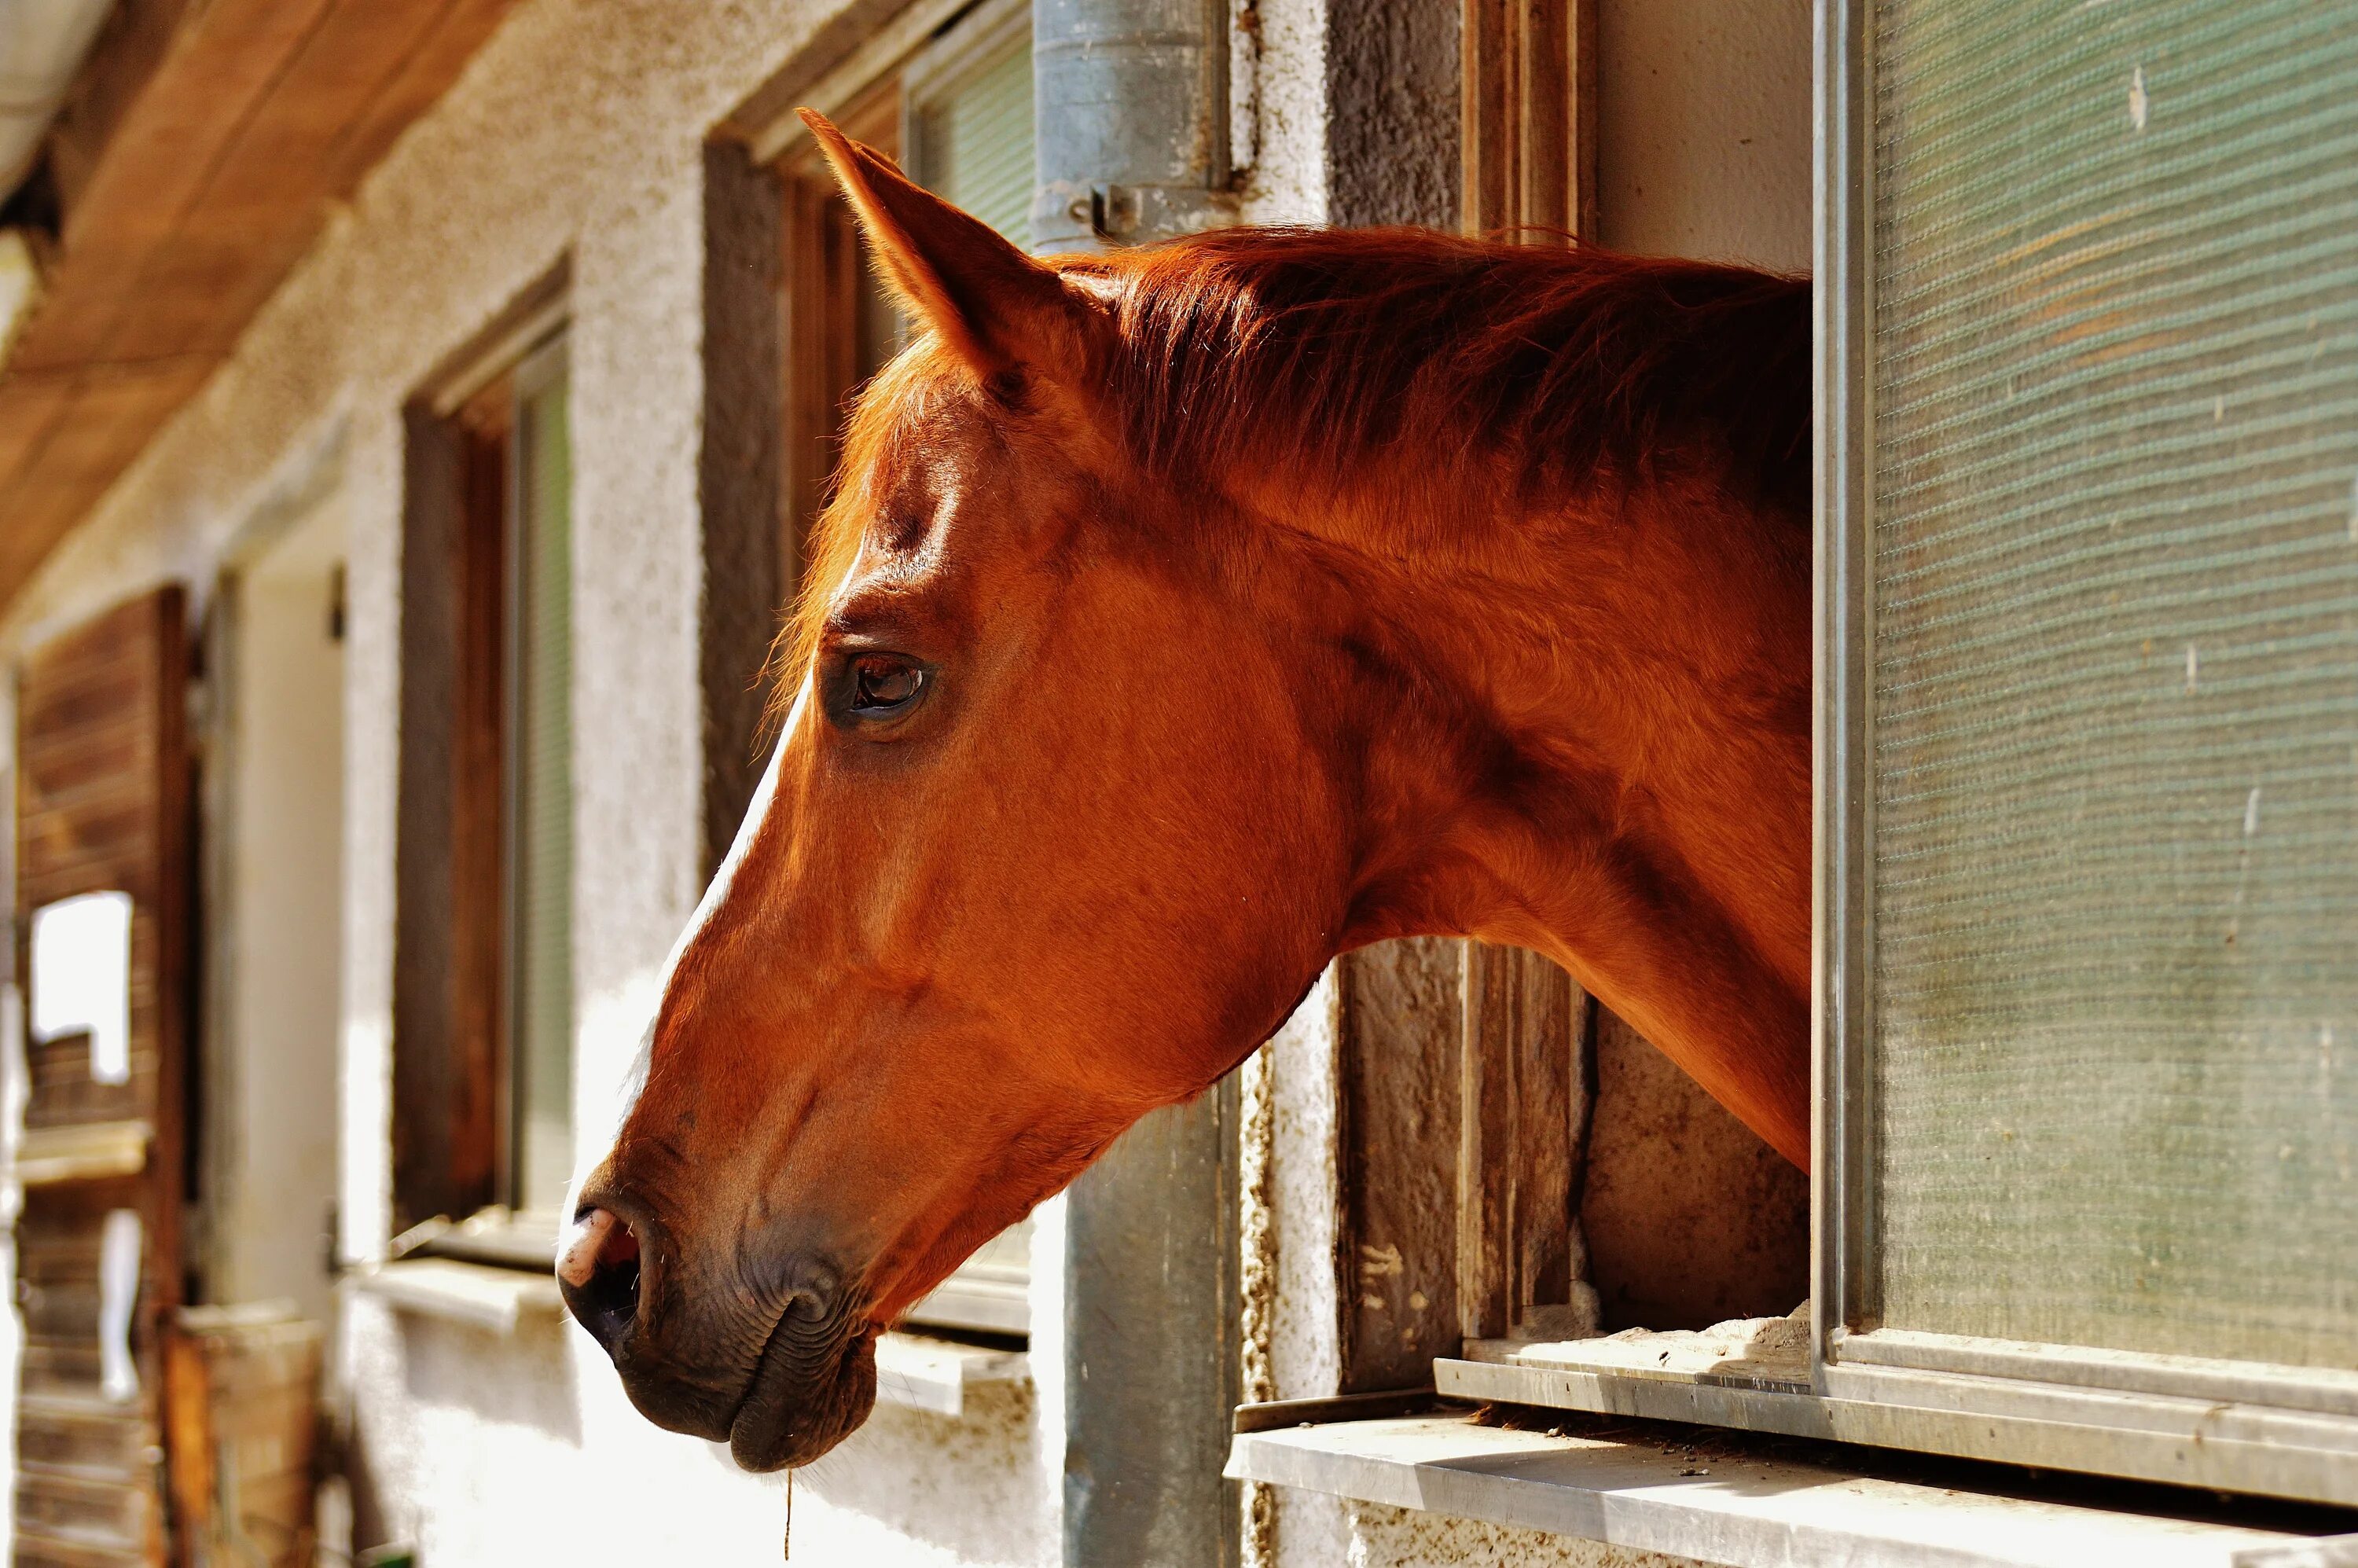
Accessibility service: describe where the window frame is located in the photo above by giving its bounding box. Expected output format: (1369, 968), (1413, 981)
(394, 281), (575, 1253)
(1806, 0), (2358, 1502)
(1424, 0), (2358, 1511)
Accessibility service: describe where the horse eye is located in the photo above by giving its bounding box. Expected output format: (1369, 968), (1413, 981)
(849, 655), (925, 714)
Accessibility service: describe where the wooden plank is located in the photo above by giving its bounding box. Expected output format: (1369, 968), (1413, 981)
(1335, 938), (1464, 1393)
(392, 402), (502, 1228)
(1460, 0), (1597, 241)
(13, 586), (192, 1568)
(0, 0), (525, 616)
(1457, 942), (1594, 1344)
(698, 140), (788, 877)
(13, 0), (339, 372)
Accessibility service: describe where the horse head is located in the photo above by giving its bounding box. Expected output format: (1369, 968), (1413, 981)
(557, 112), (1814, 1471)
(558, 116), (1361, 1469)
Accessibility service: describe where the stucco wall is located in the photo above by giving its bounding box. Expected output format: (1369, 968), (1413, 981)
(0, 0), (1060, 1561)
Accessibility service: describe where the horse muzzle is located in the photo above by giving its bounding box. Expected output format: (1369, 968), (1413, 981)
(557, 1199), (877, 1470)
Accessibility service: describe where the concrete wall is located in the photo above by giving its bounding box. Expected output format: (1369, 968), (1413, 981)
(214, 484), (347, 1324)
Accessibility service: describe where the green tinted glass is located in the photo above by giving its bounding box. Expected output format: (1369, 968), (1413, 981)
(919, 39), (1034, 245)
(513, 347), (574, 1214)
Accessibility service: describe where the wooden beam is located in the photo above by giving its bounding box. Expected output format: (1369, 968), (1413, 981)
(0, 0), (524, 616)
(1460, 0), (1598, 241)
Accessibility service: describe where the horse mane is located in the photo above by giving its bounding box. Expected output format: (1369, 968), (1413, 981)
(1093, 226), (1811, 517)
(768, 227), (1809, 730)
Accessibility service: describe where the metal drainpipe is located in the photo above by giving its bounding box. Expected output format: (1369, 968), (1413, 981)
(1030, 0), (1239, 253)
(1030, 3), (1243, 1565)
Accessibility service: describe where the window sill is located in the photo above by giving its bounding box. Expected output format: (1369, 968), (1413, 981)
(351, 1261), (1027, 1419)
(873, 1331), (1029, 1417)
(353, 1258), (565, 1335)
(14, 1119), (151, 1185)
(1225, 1412), (2356, 1568)
(1436, 1317), (2358, 1509)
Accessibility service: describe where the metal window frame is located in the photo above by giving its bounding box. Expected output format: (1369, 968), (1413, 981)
(1809, 0), (2358, 1505)
(1428, 0), (2358, 1511)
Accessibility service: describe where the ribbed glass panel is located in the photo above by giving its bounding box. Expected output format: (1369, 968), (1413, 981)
(920, 39), (1034, 245)
(1868, 0), (2358, 1368)
(513, 353), (574, 1214)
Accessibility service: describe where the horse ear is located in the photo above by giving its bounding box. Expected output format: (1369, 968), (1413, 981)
(799, 108), (1083, 384)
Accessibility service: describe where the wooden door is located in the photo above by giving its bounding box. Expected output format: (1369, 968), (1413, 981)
(13, 586), (193, 1568)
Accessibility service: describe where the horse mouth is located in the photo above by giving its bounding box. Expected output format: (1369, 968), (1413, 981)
(725, 1304), (879, 1471)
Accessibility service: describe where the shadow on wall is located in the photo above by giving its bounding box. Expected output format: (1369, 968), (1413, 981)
(1583, 1009), (1810, 1330)
(789, 1379), (1046, 1563)
(399, 1316), (586, 1444)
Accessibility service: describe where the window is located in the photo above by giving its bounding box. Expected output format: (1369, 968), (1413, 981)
(396, 292), (575, 1250)
(773, 0), (1034, 590)
(700, 0), (1036, 1338)
(1406, 0), (2358, 1513)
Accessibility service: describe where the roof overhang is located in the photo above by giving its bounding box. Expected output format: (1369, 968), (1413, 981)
(0, 0), (522, 610)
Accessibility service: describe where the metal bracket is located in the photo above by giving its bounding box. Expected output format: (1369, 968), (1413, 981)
(1031, 181), (1242, 252)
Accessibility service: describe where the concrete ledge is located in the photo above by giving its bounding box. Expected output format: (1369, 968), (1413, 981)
(872, 1332), (1029, 1418)
(1225, 1413), (2354, 1568)
(354, 1259), (565, 1335)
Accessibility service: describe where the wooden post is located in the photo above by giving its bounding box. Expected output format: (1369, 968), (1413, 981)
(1461, 0), (1598, 241)
(1457, 942), (1597, 1346)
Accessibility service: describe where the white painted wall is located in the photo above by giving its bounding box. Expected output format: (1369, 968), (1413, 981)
(215, 488), (347, 1323)
(1596, 0), (1814, 270)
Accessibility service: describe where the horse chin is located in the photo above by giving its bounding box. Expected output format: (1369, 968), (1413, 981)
(726, 1316), (880, 1472)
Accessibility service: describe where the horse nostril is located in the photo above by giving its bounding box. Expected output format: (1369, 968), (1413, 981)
(558, 1206), (642, 1356)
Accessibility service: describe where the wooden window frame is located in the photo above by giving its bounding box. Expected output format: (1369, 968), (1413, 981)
(395, 282), (573, 1250)
(1460, 0), (1598, 241)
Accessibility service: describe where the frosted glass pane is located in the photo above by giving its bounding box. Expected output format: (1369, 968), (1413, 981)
(1868, 0), (2358, 1367)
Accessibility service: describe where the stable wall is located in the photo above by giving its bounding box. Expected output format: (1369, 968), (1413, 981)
(0, 0), (1062, 1560)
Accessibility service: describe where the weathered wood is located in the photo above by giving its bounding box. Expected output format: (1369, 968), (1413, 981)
(163, 1309), (324, 1568)
(698, 141), (788, 876)
(392, 398), (503, 1230)
(13, 586), (193, 1568)
(1456, 942), (1594, 1345)
(0, 0), (525, 616)
(1581, 1005), (1809, 1331)
(1335, 938), (1463, 1393)
(1460, 0), (1597, 241)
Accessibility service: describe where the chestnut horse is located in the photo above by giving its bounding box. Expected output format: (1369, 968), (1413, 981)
(558, 111), (1810, 1471)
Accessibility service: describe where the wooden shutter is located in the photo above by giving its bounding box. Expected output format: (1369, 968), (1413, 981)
(13, 585), (193, 1568)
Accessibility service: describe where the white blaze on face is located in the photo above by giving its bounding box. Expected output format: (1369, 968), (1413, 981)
(560, 676), (814, 1248)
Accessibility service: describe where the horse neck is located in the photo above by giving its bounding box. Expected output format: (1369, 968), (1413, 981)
(1286, 461), (1816, 1165)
